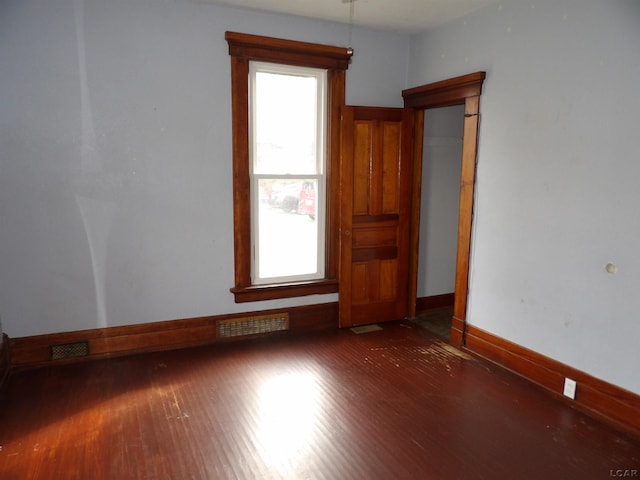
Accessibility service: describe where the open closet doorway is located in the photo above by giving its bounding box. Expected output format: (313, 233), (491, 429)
(414, 105), (465, 341)
(403, 72), (485, 348)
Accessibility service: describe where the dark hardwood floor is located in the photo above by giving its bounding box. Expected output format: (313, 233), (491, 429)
(0, 321), (638, 480)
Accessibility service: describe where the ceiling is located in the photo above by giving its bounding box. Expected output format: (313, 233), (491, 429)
(199, 0), (501, 34)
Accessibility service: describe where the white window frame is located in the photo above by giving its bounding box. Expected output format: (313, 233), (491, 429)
(248, 61), (328, 285)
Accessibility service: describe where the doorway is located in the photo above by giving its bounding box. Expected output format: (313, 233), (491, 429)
(414, 105), (465, 341)
(403, 72), (486, 348)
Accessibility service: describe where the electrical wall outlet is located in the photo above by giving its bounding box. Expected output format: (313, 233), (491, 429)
(563, 377), (577, 399)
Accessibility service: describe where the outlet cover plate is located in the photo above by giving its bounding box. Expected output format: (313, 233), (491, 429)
(563, 377), (577, 399)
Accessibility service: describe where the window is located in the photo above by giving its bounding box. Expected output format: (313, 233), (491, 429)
(250, 62), (326, 285)
(225, 32), (352, 302)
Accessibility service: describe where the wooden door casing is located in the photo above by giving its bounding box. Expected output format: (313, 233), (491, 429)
(403, 72), (486, 347)
(339, 106), (414, 327)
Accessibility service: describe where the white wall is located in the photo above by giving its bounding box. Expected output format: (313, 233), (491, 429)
(409, 0), (640, 394)
(417, 105), (464, 297)
(0, 0), (409, 337)
(4, 0), (637, 399)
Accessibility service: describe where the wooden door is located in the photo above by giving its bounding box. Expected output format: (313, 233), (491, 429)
(339, 106), (414, 327)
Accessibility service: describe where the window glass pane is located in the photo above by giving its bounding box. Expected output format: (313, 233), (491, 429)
(253, 70), (319, 175)
(250, 62), (326, 285)
(256, 178), (321, 282)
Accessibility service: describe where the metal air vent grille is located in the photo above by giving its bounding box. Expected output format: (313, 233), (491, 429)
(218, 313), (289, 338)
(50, 341), (90, 360)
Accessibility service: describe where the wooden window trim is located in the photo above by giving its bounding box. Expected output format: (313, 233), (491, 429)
(225, 31), (352, 70)
(225, 32), (351, 303)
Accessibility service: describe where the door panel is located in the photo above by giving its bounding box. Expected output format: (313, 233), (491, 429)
(339, 106), (413, 327)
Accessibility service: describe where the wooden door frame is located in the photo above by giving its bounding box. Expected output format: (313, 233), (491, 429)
(402, 72), (486, 348)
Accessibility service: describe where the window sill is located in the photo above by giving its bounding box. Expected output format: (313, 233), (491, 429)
(231, 279), (338, 303)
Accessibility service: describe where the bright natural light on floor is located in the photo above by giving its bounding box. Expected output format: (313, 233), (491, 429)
(256, 372), (322, 473)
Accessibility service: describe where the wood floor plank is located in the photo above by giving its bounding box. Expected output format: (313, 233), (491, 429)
(1, 322), (638, 479)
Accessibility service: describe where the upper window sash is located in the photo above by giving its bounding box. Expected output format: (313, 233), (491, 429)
(249, 62), (327, 177)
